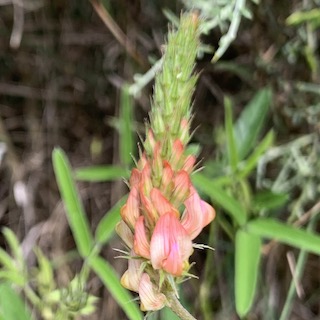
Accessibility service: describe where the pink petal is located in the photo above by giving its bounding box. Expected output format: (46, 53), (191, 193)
(181, 187), (216, 239)
(129, 168), (141, 187)
(150, 212), (193, 276)
(160, 161), (174, 195)
(120, 186), (140, 229)
(140, 190), (158, 224)
(151, 188), (179, 218)
(139, 273), (166, 311)
(120, 250), (143, 292)
(182, 155), (196, 174)
(115, 220), (133, 248)
(172, 170), (191, 205)
(170, 140), (184, 169)
(134, 216), (151, 259)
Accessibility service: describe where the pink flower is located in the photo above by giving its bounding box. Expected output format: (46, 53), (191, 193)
(150, 211), (193, 276)
(182, 154), (196, 174)
(181, 187), (216, 240)
(120, 186), (140, 229)
(129, 168), (141, 187)
(170, 140), (184, 170)
(120, 250), (142, 292)
(172, 170), (191, 205)
(151, 188), (179, 218)
(115, 220), (133, 248)
(160, 161), (174, 196)
(121, 254), (166, 311)
(133, 216), (150, 259)
(139, 273), (166, 311)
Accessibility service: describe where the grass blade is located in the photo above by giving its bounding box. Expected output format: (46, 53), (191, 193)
(119, 84), (135, 166)
(95, 195), (128, 246)
(2, 228), (23, 264)
(247, 218), (320, 255)
(192, 173), (247, 226)
(75, 165), (129, 182)
(224, 96), (239, 172)
(234, 88), (272, 160)
(238, 130), (274, 179)
(52, 148), (93, 257)
(235, 230), (261, 317)
(88, 256), (142, 320)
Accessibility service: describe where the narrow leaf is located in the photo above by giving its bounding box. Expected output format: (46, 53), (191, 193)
(286, 9), (320, 26)
(120, 85), (135, 166)
(2, 228), (23, 264)
(75, 165), (129, 182)
(0, 271), (26, 286)
(235, 230), (261, 317)
(192, 173), (247, 226)
(0, 248), (15, 270)
(52, 148), (93, 257)
(234, 88), (272, 160)
(95, 196), (128, 245)
(0, 283), (31, 320)
(88, 256), (142, 320)
(247, 218), (320, 255)
(238, 130), (274, 179)
(224, 96), (239, 172)
(252, 191), (288, 211)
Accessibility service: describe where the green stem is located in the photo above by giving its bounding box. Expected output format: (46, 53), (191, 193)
(24, 284), (42, 309)
(166, 291), (197, 320)
(279, 214), (318, 320)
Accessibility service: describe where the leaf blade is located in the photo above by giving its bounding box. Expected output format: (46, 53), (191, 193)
(247, 218), (320, 255)
(234, 88), (272, 160)
(224, 96), (239, 172)
(75, 165), (129, 182)
(235, 230), (261, 317)
(0, 283), (31, 320)
(95, 196), (128, 246)
(119, 85), (135, 166)
(52, 148), (93, 257)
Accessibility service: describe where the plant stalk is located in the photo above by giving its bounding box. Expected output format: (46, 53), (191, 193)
(166, 291), (197, 320)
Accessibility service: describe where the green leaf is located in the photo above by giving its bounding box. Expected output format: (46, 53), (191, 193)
(34, 247), (54, 292)
(88, 256), (142, 320)
(247, 218), (320, 255)
(0, 283), (31, 320)
(0, 270), (26, 286)
(192, 173), (247, 226)
(95, 196), (128, 246)
(234, 88), (272, 160)
(119, 85), (135, 166)
(2, 228), (23, 264)
(52, 148), (93, 257)
(235, 230), (261, 318)
(238, 130), (274, 179)
(75, 165), (129, 182)
(286, 9), (320, 26)
(252, 191), (289, 211)
(224, 96), (239, 172)
(0, 248), (15, 270)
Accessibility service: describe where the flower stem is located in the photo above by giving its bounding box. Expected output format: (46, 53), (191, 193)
(166, 291), (197, 320)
